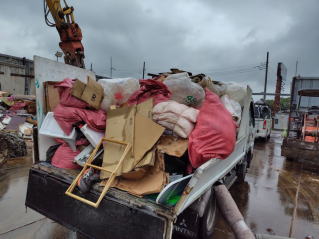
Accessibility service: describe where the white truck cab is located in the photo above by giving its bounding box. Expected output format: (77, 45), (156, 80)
(254, 101), (272, 140)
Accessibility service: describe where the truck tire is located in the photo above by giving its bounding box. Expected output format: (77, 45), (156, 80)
(199, 189), (217, 239)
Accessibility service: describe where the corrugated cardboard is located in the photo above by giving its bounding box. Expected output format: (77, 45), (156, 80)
(112, 151), (168, 196)
(101, 99), (164, 179)
(157, 135), (188, 157)
(43, 81), (60, 113)
(71, 79), (86, 99)
(71, 77), (104, 109)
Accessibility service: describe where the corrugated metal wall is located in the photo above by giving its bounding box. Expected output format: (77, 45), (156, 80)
(291, 77), (319, 109)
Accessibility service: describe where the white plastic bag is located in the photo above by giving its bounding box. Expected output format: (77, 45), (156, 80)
(164, 74), (205, 107)
(202, 77), (227, 96)
(224, 82), (247, 105)
(99, 78), (140, 111)
(221, 95), (242, 125)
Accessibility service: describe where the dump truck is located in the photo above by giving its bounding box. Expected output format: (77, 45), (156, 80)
(282, 76), (319, 167)
(25, 56), (256, 239)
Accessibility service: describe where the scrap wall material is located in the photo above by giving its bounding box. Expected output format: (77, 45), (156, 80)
(34, 56), (95, 162)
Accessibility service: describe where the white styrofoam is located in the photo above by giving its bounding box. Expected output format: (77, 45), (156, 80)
(39, 112), (77, 151)
(80, 124), (104, 147)
(39, 112), (76, 139)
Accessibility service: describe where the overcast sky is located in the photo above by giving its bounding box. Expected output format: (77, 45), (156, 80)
(1, 0), (319, 98)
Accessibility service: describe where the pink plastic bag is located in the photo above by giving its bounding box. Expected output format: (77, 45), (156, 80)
(188, 89), (236, 169)
(9, 102), (27, 111)
(55, 78), (89, 108)
(51, 138), (88, 169)
(127, 79), (171, 105)
(54, 104), (106, 135)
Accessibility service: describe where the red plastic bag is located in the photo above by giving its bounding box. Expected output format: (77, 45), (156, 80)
(55, 78), (89, 108)
(54, 104), (106, 135)
(51, 138), (88, 169)
(127, 79), (171, 105)
(188, 89), (236, 169)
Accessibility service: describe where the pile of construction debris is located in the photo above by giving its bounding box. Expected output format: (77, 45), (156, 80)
(37, 68), (248, 207)
(0, 91), (37, 163)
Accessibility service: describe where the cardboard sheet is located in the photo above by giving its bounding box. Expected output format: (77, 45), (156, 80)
(43, 81), (60, 113)
(112, 151), (168, 196)
(101, 99), (164, 178)
(71, 79), (86, 99)
(101, 106), (136, 178)
(71, 77), (104, 109)
(133, 113), (165, 163)
(157, 135), (188, 157)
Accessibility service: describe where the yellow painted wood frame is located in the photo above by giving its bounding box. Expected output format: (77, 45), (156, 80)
(65, 138), (132, 208)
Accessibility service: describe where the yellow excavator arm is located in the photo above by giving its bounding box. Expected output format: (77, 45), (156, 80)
(44, 0), (85, 68)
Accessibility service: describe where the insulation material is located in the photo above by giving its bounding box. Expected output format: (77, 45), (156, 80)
(152, 100), (199, 138)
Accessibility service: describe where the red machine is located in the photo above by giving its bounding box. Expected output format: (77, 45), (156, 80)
(44, 0), (85, 68)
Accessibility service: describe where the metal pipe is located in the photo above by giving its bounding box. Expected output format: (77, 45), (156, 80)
(214, 184), (255, 239)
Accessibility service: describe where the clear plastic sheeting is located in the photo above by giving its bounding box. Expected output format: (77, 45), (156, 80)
(164, 74), (205, 107)
(224, 82), (247, 106)
(221, 95), (242, 125)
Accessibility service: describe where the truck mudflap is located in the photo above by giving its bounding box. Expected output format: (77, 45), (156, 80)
(26, 166), (170, 239)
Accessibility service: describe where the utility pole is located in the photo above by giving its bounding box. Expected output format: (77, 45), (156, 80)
(263, 51), (269, 100)
(110, 57), (113, 78)
(142, 61), (146, 79)
(295, 60), (298, 76)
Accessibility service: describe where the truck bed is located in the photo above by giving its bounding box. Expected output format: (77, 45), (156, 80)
(26, 163), (173, 239)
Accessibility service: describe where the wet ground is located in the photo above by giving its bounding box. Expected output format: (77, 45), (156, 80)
(212, 131), (319, 239)
(0, 132), (318, 239)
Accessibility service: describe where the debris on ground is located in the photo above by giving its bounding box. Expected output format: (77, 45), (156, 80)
(0, 92), (37, 164)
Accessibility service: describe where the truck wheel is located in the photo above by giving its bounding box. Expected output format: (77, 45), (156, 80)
(237, 160), (247, 183)
(199, 189), (217, 239)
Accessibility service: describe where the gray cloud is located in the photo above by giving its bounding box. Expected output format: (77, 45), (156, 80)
(1, 0), (318, 98)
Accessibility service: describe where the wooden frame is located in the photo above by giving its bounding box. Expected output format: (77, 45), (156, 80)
(65, 138), (132, 208)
